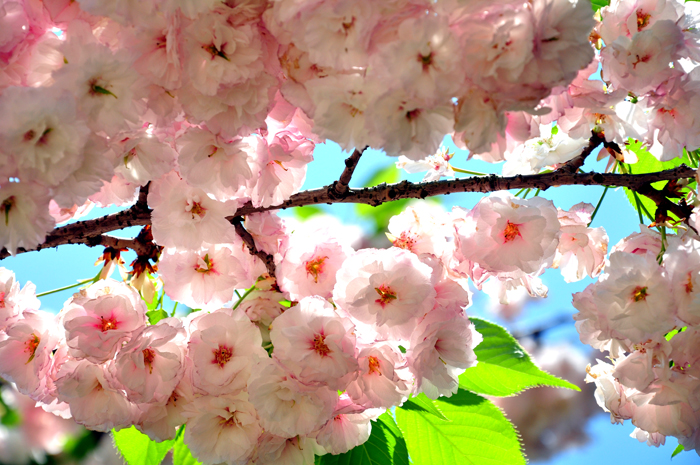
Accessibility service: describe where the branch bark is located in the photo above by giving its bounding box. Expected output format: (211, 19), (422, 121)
(1, 165), (695, 259)
(231, 217), (277, 278)
(328, 147), (366, 199)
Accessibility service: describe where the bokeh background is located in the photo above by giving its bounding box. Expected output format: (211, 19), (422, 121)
(1, 138), (697, 465)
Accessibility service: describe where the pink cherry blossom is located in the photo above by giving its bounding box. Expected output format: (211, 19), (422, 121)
(110, 318), (186, 404)
(148, 171), (236, 250)
(276, 232), (352, 300)
(0, 181), (54, 254)
(333, 247), (437, 339)
(248, 358), (337, 438)
(0, 310), (59, 398)
(0, 267), (39, 330)
(61, 279), (148, 363)
(55, 358), (139, 432)
(270, 296), (358, 389)
(182, 393), (262, 465)
(187, 308), (267, 396)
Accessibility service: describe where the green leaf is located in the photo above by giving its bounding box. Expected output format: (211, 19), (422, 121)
(64, 430), (102, 460)
(623, 140), (692, 224)
(395, 389), (525, 465)
(173, 438), (202, 465)
(402, 393), (450, 421)
(112, 426), (175, 465)
(590, 0), (610, 10)
(459, 317), (579, 396)
(317, 412), (409, 465)
(147, 308), (169, 325)
(294, 205), (325, 220)
(671, 443), (685, 459)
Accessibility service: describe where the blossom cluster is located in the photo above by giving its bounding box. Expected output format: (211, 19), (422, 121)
(0, 189), (615, 464)
(0, 0), (605, 254)
(575, 228), (700, 454)
(400, 0), (700, 178)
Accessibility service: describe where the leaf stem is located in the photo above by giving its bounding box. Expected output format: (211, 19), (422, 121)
(588, 186), (609, 227)
(36, 271), (101, 298)
(232, 286), (256, 311)
(450, 166), (487, 176)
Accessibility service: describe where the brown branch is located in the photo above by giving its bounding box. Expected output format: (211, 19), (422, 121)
(328, 147), (367, 199)
(233, 165), (698, 215)
(231, 217), (276, 278)
(1, 165), (696, 259)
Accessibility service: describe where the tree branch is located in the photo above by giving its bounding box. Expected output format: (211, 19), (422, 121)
(231, 217), (277, 278)
(1, 165), (695, 259)
(328, 147), (367, 199)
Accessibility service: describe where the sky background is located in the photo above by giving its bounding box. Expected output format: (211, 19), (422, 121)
(1, 137), (698, 464)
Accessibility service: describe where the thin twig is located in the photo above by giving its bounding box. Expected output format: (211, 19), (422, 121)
(231, 217), (276, 277)
(328, 147), (367, 199)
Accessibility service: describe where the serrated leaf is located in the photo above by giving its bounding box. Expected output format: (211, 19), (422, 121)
(173, 438), (202, 465)
(671, 443), (685, 458)
(317, 412), (409, 465)
(395, 389), (525, 465)
(112, 426), (175, 465)
(402, 393), (450, 421)
(623, 140), (692, 224)
(459, 317), (579, 396)
(147, 308), (168, 325)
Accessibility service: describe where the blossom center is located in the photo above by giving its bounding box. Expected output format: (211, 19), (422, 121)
(203, 43), (229, 61)
(0, 291), (5, 308)
(503, 220), (522, 243)
(305, 256), (328, 283)
(143, 348), (156, 374)
(100, 316), (118, 332)
(212, 344), (233, 368)
(636, 10), (651, 30)
(632, 286), (649, 302)
(375, 284), (398, 308)
(312, 334), (331, 357)
(1, 196), (15, 226)
(685, 273), (694, 294)
(367, 355), (381, 375)
(391, 232), (416, 252)
(406, 108), (422, 121)
(418, 52), (433, 71)
(187, 199), (207, 220)
(195, 253), (217, 274)
(25, 333), (40, 364)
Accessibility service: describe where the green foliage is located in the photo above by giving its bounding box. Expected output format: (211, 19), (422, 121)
(622, 141), (694, 225)
(317, 412), (409, 465)
(590, 0), (610, 10)
(402, 393), (450, 421)
(395, 389), (525, 465)
(0, 390), (19, 427)
(294, 205), (325, 220)
(146, 308), (169, 325)
(173, 437), (202, 465)
(63, 430), (102, 460)
(459, 317), (579, 396)
(672, 443), (686, 458)
(112, 426), (176, 465)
